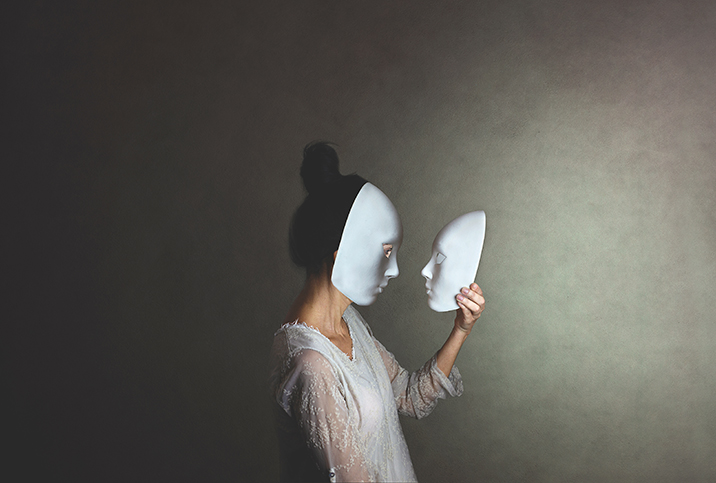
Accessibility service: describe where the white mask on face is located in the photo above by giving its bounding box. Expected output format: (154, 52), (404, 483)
(331, 183), (403, 306)
(421, 211), (486, 312)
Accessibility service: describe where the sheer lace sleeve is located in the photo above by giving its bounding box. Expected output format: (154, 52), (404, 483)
(277, 348), (373, 482)
(372, 338), (464, 420)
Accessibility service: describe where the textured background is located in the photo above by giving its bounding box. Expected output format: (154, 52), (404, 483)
(6, 0), (716, 481)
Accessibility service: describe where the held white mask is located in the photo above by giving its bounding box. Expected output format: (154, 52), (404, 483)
(331, 183), (403, 306)
(421, 211), (486, 312)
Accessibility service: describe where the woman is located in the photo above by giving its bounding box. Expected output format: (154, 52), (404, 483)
(269, 142), (485, 482)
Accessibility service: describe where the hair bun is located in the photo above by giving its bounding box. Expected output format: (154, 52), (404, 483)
(300, 141), (342, 194)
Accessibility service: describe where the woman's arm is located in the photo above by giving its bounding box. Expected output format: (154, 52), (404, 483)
(436, 283), (485, 377)
(373, 339), (463, 419)
(371, 283), (485, 419)
(281, 349), (372, 482)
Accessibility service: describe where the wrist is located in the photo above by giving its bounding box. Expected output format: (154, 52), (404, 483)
(452, 324), (472, 339)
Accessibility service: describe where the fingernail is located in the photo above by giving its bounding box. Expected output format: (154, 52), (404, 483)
(461, 288), (469, 295)
(457, 294), (464, 301)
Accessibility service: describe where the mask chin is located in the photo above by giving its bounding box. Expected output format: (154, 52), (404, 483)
(350, 290), (380, 306)
(426, 286), (460, 312)
(426, 296), (442, 312)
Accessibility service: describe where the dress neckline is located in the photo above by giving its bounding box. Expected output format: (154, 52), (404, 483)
(280, 316), (356, 362)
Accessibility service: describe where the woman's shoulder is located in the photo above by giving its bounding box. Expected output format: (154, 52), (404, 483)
(272, 321), (337, 364)
(269, 323), (342, 396)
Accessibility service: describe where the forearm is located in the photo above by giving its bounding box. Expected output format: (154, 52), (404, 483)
(436, 325), (470, 377)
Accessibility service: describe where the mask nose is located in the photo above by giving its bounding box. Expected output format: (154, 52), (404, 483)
(421, 263), (432, 280)
(385, 255), (399, 279)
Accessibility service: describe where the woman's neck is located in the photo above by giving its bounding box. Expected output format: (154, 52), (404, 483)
(285, 268), (352, 338)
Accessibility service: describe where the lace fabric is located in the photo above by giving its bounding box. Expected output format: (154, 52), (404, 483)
(269, 305), (463, 482)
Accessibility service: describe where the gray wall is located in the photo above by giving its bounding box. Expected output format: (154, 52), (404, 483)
(7, 0), (716, 481)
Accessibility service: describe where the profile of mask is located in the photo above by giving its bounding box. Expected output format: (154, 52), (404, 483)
(332, 183), (403, 306)
(421, 211), (486, 312)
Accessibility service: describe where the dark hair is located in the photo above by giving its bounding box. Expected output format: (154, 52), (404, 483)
(289, 142), (367, 274)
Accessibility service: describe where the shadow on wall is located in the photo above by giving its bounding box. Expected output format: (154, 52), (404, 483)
(6, 0), (716, 481)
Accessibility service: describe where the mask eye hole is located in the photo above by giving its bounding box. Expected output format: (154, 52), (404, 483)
(436, 252), (446, 264)
(383, 244), (393, 258)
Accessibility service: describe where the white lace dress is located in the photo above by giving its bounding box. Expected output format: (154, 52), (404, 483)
(269, 305), (463, 482)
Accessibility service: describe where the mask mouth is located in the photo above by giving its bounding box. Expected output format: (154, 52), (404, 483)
(424, 283), (431, 294)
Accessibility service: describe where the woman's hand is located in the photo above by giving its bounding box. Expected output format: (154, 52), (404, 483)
(436, 283), (485, 377)
(455, 283), (485, 334)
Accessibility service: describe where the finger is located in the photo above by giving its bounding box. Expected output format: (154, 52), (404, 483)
(457, 299), (482, 320)
(470, 283), (483, 296)
(456, 292), (481, 314)
(456, 299), (472, 319)
(461, 287), (485, 307)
